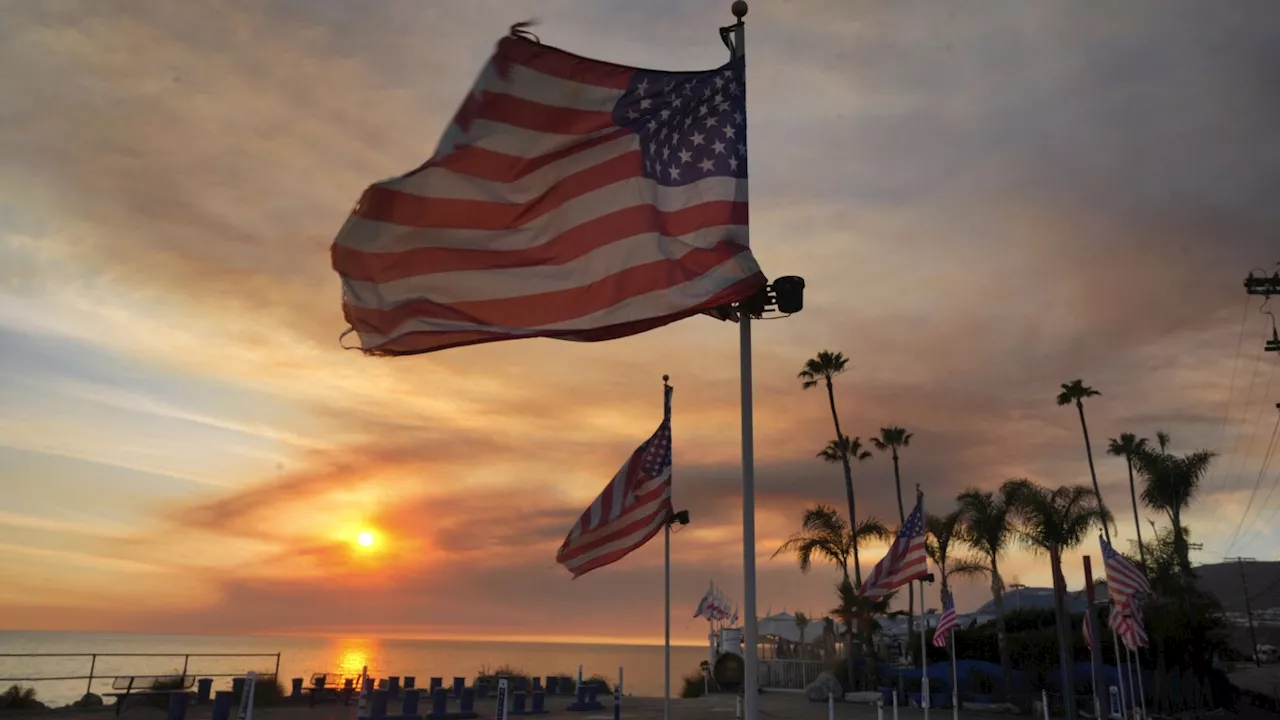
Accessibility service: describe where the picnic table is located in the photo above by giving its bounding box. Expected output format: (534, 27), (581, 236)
(105, 676), (195, 716)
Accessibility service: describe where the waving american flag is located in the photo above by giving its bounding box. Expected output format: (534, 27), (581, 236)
(556, 384), (673, 577)
(859, 497), (928, 598)
(1101, 537), (1152, 601)
(1110, 597), (1149, 650)
(932, 593), (957, 648)
(332, 29), (764, 356)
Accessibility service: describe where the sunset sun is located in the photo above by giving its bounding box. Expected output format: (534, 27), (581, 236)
(356, 531), (375, 548)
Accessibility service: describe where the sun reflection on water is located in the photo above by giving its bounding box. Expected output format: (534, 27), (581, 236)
(332, 638), (382, 679)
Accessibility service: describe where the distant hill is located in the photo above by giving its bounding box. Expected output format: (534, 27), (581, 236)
(1196, 561), (1280, 613)
(975, 585), (1102, 615)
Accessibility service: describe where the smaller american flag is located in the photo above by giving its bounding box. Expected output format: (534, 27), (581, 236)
(1102, 537), (1152, 600)
(859, 497), (928, 598)
(932, 593), (957, 648)
(1110, 598), (1149, 651)
(1083, 610), (1093, 650)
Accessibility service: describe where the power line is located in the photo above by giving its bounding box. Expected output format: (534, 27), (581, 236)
(1212, 296), (1256, 488)
(1226, 557), (1263, 667)
(1223, 409), (1280, 556)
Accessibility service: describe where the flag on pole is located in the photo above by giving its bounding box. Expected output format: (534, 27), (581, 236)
(1083, 610), (1093, 650)
(1101, 537), (1152, 600)
(932, 593), (957, 648)
(556, 384), (673, 576)
(331, 28), (764, 357)
(730, 604), (739, 626)
(859, 496), (928, 597)
(694, 584), (714, 618)
(1109, 598), (1149, 651)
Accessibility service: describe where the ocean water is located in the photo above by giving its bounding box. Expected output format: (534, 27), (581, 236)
(0, 632), (710, 708)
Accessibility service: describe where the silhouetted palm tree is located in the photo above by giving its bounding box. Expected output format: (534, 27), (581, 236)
(1057, 379), (1111, 544)
(926, 509), (988, 602)
(794, 611), (810, 648)
(800, 351), (866, 580)
(956, 487), (1015, 699)
(1003, 479), (1112, 720)
(774, 503), (890, 693)
(1132, 436), (1215, 577)
(830, 579), (897, 691)
(872, 427), (914, 646)
(1107, 432), (1151, 569)
(771, 504), (890, 585)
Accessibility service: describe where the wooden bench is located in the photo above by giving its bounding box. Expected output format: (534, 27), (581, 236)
(105, 676), (196, 716)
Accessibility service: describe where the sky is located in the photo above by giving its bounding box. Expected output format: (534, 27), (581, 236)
(1, 0), (1279, 645)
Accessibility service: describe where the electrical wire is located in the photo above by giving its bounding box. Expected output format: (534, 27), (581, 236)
(1214, 304), (1273, 510)
(1211, 296), (1256, 489)
(1221, 411), (1280, 556)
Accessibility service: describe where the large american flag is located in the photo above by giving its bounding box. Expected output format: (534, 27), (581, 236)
(932, 592), (957, 648)
(1101, 537), (1152, 600)
(859, 498), (928, 597)
(1109, 597), (1149, 650)
(556, 384), (673, 577)
(331, 30), (765, 356)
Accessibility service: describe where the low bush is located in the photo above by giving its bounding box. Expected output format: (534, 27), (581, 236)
(1, 685), (42, 710)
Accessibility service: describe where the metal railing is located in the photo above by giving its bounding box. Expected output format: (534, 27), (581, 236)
(0, 653), (281, 696)
(757, 659), (825, 691)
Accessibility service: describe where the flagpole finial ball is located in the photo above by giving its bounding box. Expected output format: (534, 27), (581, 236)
(731, 1), (748, 19)
(663, 374), (670, 382)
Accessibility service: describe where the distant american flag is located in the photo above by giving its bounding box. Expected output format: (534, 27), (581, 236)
(556, 384), (673, 577)
(331, 30), (764, 356)
(1101, 537), (1152, 600)
(932, 593), (957, 647)
(1110, 598), (1149, 651)
(859, 498), (928, 597)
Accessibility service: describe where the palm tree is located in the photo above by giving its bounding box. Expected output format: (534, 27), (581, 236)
(1132, 437), (1215, 577)
(926, 509), (988, 602)
(1107, 433), (1151, 569)
(1003, 479), (1113, 720)
(771, 504), (890, 584)
(794, 611), (811, 651)
(830, 579), (898, 689)
(1056, 379), (1111, 544)
(773, 504), (890, 691)
(872, 427), (914, 649)
(816, 435), (873, 583)
(956, 488), (1015, 699)
(800, 351), (863, 579)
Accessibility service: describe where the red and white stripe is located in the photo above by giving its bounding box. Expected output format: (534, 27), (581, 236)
(331, 34), (762, 356)
(859, 503), (929, 598)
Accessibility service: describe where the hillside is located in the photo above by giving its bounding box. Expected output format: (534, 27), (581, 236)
(1196, 561), (1280, 614)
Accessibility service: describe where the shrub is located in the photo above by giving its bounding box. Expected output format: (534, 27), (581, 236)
(583, 675), (612, 693)
(1, 685), (41, 710)
(680, 672), (705, 698)
(475, 664), (530, 691)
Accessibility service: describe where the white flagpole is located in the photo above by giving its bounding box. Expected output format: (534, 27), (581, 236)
(948, 618), (958, 720)
(1124, 646), (1138, 718)
(919, 581), (929, 720)
(1133, 648), (1147, 720)
(1110, 623), (1127, 720)
(728, 4), (757, 720)
(664, 517), (672, 720)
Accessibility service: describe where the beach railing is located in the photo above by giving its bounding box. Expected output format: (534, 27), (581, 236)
(0, 652), (281, 701)
(758, 659), (825, 691)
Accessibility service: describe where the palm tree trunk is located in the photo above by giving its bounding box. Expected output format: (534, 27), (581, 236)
(1126, 455), (1147, 569)
(1171, 507), (1192, 577)
(825, 379), (862, 584)
(990, 557), (1013, 701)
(1050, 550), (1079, 720)
(1076, 400), (1111, 544)
(890, 451), (915, 678)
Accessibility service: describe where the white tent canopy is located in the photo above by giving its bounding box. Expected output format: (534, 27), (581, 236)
(757, 611), (825, 643)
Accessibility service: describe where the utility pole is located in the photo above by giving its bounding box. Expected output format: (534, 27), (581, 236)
(1226, 556), (1262, 667)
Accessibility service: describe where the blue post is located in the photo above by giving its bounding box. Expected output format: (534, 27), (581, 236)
(532, 677), (543, 692)
(389, 677), (401, 698)
(404, 677), (416, 691)
(532, 692), (545, 714)
(402, 689), (420, 717)
(197, 679), (214, 705)
(166, 691), (190, 720)
(290, 678), (303, 699)
(476, 683), (489, 699)
(452, 677), (465, 698)
(513, 692), (527, 714)
(212, 692), (234, 720)
(429, 678), (443, 692)
(232, 678), (246, 699)
(430, 688), (448, 719)
(546, 677), (559, 696)
(612, 685), (620, 720)
(576, 685), (587, 706)
(460, 688), (475, 714)
(371, 690), (389, 720)
(587, 686), (599, 705)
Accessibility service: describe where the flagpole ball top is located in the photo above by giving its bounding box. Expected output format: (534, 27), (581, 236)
(663, 374), (669, 382)
(731, 1), (748, 19)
